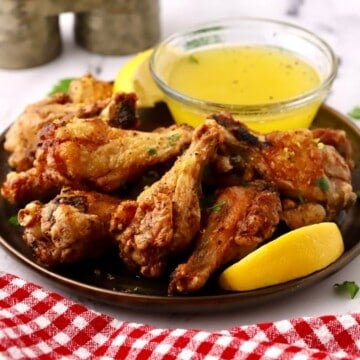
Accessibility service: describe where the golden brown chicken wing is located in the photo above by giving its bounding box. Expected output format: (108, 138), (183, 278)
(67, 73), (113, 104)
(18, 188), (120, 267)
(168, 181), (281, 294)
(1, 117), (193, 204)
(4, 74), (137, 171)
(212, 112), (356, 228)
(110, 120), (223, 278)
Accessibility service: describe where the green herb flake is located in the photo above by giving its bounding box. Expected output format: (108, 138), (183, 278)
(315, 177), (329, 191)
(348, 106), (360, 120)
(356, 190), (360, 199)
(188, 55), (199, 64)
(241, 181), (249, 187)
(334, 281), (360, 299)
(147, 147), (157, 155)
(297, 194), (305, 204)
(168, 133), (181, 147)
(9, 215), (19, 226)
(48, 78), (74, 96)
(207, 200), (227, 212)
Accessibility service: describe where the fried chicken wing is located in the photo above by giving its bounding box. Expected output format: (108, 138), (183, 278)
(311, 127), (354, 170)
(110, 120), (223, 278)
(212, 112), (356, 228)
(168, 182), (281, 294)
(1, 117), (193, 204)
(18, 188), (120, 267)
(4, 74), (137, 171)
(67, 73), (113, 104)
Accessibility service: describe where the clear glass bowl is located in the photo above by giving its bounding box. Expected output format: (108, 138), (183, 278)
(150, 17), (337, 132)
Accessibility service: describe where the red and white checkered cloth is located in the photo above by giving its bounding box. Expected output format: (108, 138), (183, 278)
(1, 273), (360, 360)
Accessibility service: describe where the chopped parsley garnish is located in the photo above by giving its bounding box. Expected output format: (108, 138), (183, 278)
(315, 177), (329, 191)
(188, 55), (199, 64)
(297, 194), (305, 204)
(48, 78), (74, 95)
(348, 106), (360, 120)
(334, 281), (359, 299)
(356, 190), (360, 199)
(207, 200), (227, 212)
(168, 133), (181, 146)
(147, 147), (157, 155)
(9, 215), (19, 226)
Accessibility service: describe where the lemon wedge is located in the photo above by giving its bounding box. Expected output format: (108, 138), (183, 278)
(219, 222), (344, 291)
(113, 49), (164, 107)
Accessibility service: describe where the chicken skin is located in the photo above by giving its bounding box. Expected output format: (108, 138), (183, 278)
(67, 73), (113, 104)
(4, 74), (137, 171)
(110, 120), (223, 278)
(212, 113), (356, 228)
(18, 188), (120, 267)
(1, 117), (193, 205)
(168, 182), (281, 294)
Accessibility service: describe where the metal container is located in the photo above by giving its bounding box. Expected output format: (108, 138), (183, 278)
(75, 0), (160, 55)
(0, 0), (160, 69)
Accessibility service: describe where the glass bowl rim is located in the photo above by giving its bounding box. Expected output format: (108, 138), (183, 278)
(149, 16), (338, 115)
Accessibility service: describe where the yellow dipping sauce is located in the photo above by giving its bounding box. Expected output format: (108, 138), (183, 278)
(162, 46), (322, 132)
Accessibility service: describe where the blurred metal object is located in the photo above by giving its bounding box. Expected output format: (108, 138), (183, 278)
(0, 0), (160, 69)
(75, 0), (160, 55)
(0, 3), (62, 69)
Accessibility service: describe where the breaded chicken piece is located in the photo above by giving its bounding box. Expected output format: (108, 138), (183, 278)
(168, 182), (281, 294)
(4, 74), (137, 171)
(110, 120), (223, 278)
(212, 112), (356, 228)
(67, 73), (113, 104)
(1, 117), (193, 204)
(18, 188), (120, 267)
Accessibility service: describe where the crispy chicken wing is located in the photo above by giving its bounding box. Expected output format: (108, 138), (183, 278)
(4, 74), (137, 171)
(168, 182), (281, 294)
(311, 127), (354, 170)
(110, 120), (223, 278)
(212, 112), (356, 228)
(18, 188), (120, 267)
(67, 73), (113, 104)
(1, 117), (193, 204)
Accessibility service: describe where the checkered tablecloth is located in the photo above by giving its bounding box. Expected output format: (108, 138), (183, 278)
(1, 273), (360, 359)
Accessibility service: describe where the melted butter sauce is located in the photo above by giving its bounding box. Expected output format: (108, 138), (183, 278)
(167, 45), (320, 105)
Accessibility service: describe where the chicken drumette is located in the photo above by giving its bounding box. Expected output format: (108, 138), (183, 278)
(168, 181), (281, 294)
(110, 120), (223, 278)
(1, 117), (193, 204)
(18, 188), (120, 267)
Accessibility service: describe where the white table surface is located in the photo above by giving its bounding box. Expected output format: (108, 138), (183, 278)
(0, 0), (360, 331)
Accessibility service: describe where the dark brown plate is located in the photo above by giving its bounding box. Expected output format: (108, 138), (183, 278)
(0, 104), (359, 313)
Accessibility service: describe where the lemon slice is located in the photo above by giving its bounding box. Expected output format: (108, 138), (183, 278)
(219, 222), (344, 291)
(113, 49), (164, 107)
